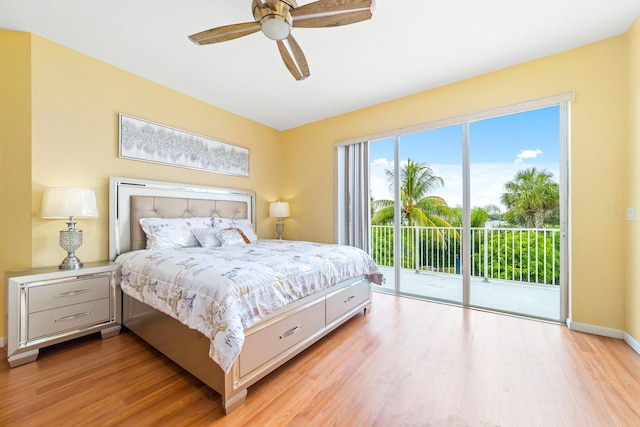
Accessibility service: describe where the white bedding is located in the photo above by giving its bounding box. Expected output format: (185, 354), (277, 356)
(115, 240), (380, 373)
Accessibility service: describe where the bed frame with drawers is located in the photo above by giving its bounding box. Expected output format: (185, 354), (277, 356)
(109, 177), (373, 414)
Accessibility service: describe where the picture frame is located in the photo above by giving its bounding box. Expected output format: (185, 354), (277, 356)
(118, 114), (249, 177)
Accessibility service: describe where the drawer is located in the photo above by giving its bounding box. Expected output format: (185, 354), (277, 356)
(240, 299), (325, 377)
(326, 279), (370, 324)
(28, 275), (110, 313)
(28, 298), (111, 340)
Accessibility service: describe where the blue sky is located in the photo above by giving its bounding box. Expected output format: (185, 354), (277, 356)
(369, 106), (560, 210)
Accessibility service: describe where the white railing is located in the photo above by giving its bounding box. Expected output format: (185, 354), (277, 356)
(370, 225), (561, 285)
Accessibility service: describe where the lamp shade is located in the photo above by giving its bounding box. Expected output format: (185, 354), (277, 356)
(42, 187), (99, 219)
(269, 201), (290, 218)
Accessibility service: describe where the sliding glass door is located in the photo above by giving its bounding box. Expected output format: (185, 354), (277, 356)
(341, 95), (570, 322)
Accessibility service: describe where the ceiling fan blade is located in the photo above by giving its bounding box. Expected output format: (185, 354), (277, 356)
(189, 21), (261, 45)
(291, 0), (374, 28)
(277, 35), (310, 81)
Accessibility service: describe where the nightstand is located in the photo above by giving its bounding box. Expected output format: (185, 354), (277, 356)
(5, 261), (121, 367)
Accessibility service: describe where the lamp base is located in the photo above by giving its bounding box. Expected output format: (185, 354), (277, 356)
(58, 220), (83, 270)
(59, 253), (83, 270)
(276, 219), (284, 240)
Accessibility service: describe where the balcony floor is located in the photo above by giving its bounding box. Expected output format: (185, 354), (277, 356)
(377, 267), (561, 321)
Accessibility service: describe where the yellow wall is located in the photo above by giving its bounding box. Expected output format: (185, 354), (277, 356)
(0, 31), (33, 336)
(282, 28), (634, 333)
(627, 19), (640, 341)
(28, 35), (285, 267)
(1, 32), (283, 336)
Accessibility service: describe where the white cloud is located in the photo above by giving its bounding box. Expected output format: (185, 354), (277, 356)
(370, 158), (393, 200)
(516, 149), (543, 163)
(371, 157), (390, 168)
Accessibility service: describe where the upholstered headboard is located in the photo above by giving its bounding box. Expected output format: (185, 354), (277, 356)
(109, 176), (255, 259)
(129, 195), (249, 251)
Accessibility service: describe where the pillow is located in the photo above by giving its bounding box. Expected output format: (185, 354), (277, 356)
(226, 227), (251, 244)
(191, 227), (221, 248)
(216, 229), (247, 247)
(139, 217), (212, 250)
(212, 218), (258, 242)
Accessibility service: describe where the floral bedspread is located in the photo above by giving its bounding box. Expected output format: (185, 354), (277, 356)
(115, 240), (380, 373)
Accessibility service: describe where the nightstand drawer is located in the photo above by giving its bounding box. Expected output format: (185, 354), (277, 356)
(28, 275), (110, 313)
(28, 298), (111, 339)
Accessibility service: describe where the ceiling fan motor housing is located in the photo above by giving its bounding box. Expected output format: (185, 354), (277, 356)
(253, 0), (296, 40)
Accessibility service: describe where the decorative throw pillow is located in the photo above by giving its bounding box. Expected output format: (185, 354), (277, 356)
(191, 227), (222, 248)
(226, 228), (251, 244)
(212, 218), (258, 242)
(139, 217), (212, 250)
(216, 228), (247, 247)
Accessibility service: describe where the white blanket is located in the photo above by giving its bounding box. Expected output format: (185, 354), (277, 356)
(115, 240), (380, 373)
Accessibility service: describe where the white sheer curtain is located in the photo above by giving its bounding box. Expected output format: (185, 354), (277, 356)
(335, 142), (370, 251)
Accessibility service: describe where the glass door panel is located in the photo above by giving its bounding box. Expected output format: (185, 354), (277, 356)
(468, 106), (562, 320)
(369, 137), (396, 293)
(369, 127), (463, 303)
(398, 126), (463, 302)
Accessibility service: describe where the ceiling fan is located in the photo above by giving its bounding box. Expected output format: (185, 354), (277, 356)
(188, 0), (375, 81)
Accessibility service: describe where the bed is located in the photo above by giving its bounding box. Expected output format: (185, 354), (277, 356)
(109, 176), (381, 414)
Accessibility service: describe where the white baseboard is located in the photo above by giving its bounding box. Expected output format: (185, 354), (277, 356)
(0, 336), (5, 348)
(566, 319), (625, 339)
(566, 319), (640, 357)
(624, 332), (640, 355)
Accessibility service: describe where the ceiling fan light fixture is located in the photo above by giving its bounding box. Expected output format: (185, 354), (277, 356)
(261, 15), (291, 40)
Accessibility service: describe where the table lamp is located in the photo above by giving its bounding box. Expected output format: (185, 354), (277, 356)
(269, 201), (290, 240)
(41, 187), (98, 269)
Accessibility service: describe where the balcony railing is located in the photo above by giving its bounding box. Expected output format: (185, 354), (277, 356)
(370, 225), (561, 286)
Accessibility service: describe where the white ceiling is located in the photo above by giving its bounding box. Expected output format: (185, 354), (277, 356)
(1, 0), (639, 130)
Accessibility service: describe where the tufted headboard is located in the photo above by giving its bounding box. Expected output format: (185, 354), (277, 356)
(129, 195), (249, 251)
(109, 176), (255, 259)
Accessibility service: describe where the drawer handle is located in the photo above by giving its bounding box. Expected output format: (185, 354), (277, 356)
(55, 311), (91, 322)
(54, 288), (91, 298)
(344, 295), (356, 303)
(280, 324), (301, 339)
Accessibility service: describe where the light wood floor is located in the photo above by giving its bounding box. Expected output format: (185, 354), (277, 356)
(2, 292), (640, 426)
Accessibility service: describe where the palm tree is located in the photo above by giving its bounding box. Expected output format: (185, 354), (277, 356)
(448, 206), (492, 228)
(372, 159), (452, 228)
(372, 159), (455, 269)
(501, 167), (559, 228)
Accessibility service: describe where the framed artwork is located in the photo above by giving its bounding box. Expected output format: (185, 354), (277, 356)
(119, 114), (249, 177)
